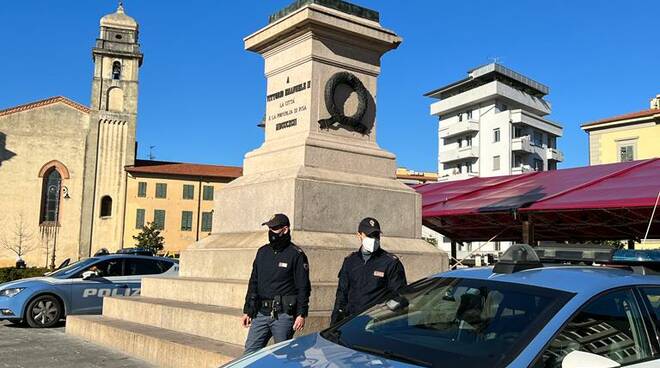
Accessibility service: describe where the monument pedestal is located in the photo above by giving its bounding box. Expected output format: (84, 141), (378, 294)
(67, 2), (447, 367)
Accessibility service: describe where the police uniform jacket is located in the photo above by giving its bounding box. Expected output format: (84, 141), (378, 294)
(243, 241), (311, 317)
(331, 247), (407, 323)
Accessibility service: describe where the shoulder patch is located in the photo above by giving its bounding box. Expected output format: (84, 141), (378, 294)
(387, 253), (399, 260)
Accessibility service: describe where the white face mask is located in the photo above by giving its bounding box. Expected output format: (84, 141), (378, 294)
(361, 237), (378, 253)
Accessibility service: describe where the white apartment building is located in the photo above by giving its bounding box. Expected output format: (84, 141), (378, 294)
(425, 63), (564, 260)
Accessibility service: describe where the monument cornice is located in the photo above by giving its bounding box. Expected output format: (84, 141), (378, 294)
(245, 4), (401, 55)
(265, 54), (380, 78)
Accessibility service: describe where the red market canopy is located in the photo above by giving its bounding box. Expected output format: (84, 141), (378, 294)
(416, 158), (660, 243)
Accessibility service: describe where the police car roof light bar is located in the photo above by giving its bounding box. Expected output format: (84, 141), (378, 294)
(493, 244), (543, 274)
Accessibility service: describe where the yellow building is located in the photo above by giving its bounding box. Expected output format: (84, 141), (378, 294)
(582, 95), (660, 249)
(582, 95), (660, 165)
(124, 160), (242, 256)
(395, 167), (438, 184)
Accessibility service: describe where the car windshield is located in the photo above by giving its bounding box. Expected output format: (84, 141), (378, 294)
(48, 258), (99, 278)
(321, 277), (574, 368)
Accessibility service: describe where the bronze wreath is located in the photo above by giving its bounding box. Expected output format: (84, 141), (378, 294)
(318, 71), (369, 133)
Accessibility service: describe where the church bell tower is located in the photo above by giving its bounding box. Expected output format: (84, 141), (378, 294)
(79, 2), (143, 257)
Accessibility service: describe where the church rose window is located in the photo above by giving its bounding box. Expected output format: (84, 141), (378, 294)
(40, 169), (62, 223)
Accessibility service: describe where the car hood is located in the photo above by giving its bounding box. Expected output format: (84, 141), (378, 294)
(0, 277), (59, 290)
(224, 333), (419, 368)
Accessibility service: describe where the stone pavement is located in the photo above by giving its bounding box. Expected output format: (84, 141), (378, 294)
(0, 320), (154, 368)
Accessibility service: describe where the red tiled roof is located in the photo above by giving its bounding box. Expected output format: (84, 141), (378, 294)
(126, 160), (243, 179)
(0, 96), (91, 117)
(582, 108), (660, 128)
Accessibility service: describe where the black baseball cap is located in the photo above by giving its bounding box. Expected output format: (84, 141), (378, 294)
(358, 217), (381, 236)
(262, 213), (290, 229)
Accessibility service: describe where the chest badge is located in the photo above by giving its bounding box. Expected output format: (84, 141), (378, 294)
(373, 271), (385, 277)
(278, 262), (288, 268)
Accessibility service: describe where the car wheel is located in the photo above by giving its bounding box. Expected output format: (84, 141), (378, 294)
(25, 295), (62, 328)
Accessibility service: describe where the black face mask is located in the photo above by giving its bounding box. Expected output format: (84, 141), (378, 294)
(268, 229), (291, 250)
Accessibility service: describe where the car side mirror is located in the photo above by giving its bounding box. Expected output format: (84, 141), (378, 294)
(82, 271), (97, 280)
(562, 351), (620, 368)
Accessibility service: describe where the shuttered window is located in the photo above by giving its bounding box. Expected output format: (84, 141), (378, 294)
(135, 209), (145, 229)
(181, 211), (193, 231)
(182, 184), (195, 200)
(137, 182), (147, 197)
(153, 209), (166, 230)
(201, 212), (213, 232)
(155, 183), (167, 198)
(203, 185), (214, 201)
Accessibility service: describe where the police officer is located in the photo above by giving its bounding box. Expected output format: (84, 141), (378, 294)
(331, 217), (407, 325)
(241, 214), (311, 355)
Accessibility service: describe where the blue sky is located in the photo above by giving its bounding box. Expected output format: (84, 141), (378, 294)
(2, 1), (658, 172)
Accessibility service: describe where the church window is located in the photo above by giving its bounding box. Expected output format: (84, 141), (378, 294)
(107, 87), (124, 112)
(100, 196), (112, 217)
(40, 169), (62, 223)
(112, 61), (121, 80)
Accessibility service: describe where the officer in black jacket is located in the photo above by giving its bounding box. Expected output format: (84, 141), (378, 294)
(331, 217), (407, 325)
(241, 214), (311, 355)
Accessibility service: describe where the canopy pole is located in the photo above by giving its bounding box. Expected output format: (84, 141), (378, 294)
(450, 241), (457, 267)
(522, 216), (535, 245)
(642, 191), (660, 245)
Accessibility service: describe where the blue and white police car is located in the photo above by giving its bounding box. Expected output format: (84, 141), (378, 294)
(224, 245), (660, 368)
(0, 254), (178, 328)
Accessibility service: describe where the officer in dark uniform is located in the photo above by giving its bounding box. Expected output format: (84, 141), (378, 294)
(241, 214), (311, 355)
(331, 217), (407, 325)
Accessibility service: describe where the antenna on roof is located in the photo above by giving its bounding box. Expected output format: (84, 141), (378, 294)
(148, 145), (156, 160)
(489, 56), (502, 64)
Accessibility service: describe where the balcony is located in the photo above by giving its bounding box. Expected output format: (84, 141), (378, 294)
(439, 171), (480, 181)
(511, 164), (534, 174)
(546, 147), (564, 162)
(439, 146), (479, 163)
(439, 119), (479, 139)
(509, 109), (563, 137)
(511, 136), (533, 153)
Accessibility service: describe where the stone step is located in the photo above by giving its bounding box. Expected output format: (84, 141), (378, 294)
(102, 296), (331, 347)
(66, 315), (243, 368)
(141, 276), (338, 311)
(180, 246), (443, 282)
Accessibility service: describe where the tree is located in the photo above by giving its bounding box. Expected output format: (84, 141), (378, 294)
(133, 222), (165, 254)
(1, 213), (37, 260)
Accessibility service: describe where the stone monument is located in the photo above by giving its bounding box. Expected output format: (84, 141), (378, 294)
(67, 1), (447, 367)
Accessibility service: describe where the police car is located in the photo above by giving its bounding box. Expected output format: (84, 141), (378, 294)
(0, 254), (178, 328)
(224, 245), (660, 368)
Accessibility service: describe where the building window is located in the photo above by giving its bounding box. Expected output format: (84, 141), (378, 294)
(457, 113), (463, 122)
(181, 211), (193, 231)
(112, 61), (121, 80)
(513, 154), (523, 168)
(135, 209), (145, 229)
(201, 211), (213, 232)
(494, 242), (501, 251)
(466, 162), (473, 173)
(203, 185), (214, 201)
(513, 126), (524, 138)
(153, 209), (166, 230)
(548, 161), (557, 170)
(137, 182), (147, 197)
(548, 136), (556, 149)
(533, 131), (543, 146)
(619, 145), (634, 162)
(493, 128), (500, 142)
(534, 159), (544, 171)
(500, 104), (508, 112)
(493, 156), (500, 171)
(466, 110), (473, 119)
(40, 169), (62, 223)
(465, 135), (472, 147)
(155, 183), (167, 198)
(454, 163), (462, 174)
(183, 184), (195, 200)
(100, 196), (112, 217)
(457, 138), (463, 148)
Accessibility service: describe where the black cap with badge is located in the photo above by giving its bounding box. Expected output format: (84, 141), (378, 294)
(358, 217), (381, 237)
(262, 213), (290, 229)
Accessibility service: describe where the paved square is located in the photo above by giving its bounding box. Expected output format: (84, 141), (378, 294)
(0, 321), (153, 368)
